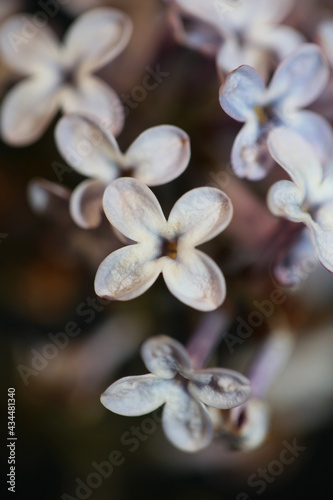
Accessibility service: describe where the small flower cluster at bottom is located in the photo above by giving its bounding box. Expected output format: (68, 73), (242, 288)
(101, 335), (251, 452)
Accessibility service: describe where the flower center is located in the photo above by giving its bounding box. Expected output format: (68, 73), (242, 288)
(254, 105), (275, 126)
(160, 237), (178, 260)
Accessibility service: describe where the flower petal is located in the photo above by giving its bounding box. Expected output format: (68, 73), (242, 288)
(63, 7), (132, 74)
(309, 221), (333, 273)
(267, 44), (330, 108)
(226, 398), (270, 451)
(267, 180), (308, 222)
(231, 120), (274, 180)
(94, 243), (162, 301)
(253, 25), (304, 61)
(27, 178), (70, 220)
(70, 179), (106, 229)
(175, 0), (223, 32)
(162, 249), (226, 311)
(101, 374), (168, 416)
(318, 20), (333, 68)
(125, 125), (190, 186)
(286, 110), (333, 165)
(141, 335), (191, 379)
(61, 75), (124, 137)
(189, 368), (251, 409)
(163, 386), (213, 452)
(267, 127), (323, 193)
(219, 65), (266, 122)
(55, 114), (121, 181)
(1, 76), (59, 146)
(102, 178), (166, 242)
(168, 187), (232, 246)
(0, 14), (59, 74)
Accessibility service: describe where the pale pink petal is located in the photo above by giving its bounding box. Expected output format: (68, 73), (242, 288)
(162, 249), (226, 311)
(0, 14), (60, 74)
(63, 7), (132, 74)
(219, 65), (265, 122)
(168, 187), (232, 246)
(231, 120), (274, 180)
(94, 243), (162, 301)
(61, 75), (124, 136)
(267, 44), (330, 108)
(1, 76), (59, 146)
(267, 127), (323, 193)
(101, 374), (168, 416)
(163, 385), (213, 452)
(141, 335), (191, 379)
(125, 125), (190, 186)
(70, 179), (106, 229)
(102, 178), (166, 242)
(188, 368), (251, 409)
(55, 114), (121, 181)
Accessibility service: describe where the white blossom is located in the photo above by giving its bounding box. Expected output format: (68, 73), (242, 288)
(94, 177), (233, 311)
(101, 335), (251, 452)
(0, 8), (132, 145)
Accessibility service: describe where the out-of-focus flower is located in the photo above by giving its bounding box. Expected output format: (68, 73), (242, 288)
(215, 328), (294, 451)
(169, 0), (303, 79)
(219, 43), (332, 180)
(55, 115), (190, 229)
(101, 334), (251, 452)
(95, 178), (233, 311)
(0, 8), (132, 146)
(318, 19), (333, 69)
(267, 127), (333, 273)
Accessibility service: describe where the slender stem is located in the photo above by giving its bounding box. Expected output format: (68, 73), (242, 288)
(247, 328), (294, 399)
(186, 310), (231, 369)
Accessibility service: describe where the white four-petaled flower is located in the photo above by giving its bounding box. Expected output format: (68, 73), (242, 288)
(94, 177), (233, 311)
(55, 115), (190, 229)
(101, 335), (251, 452)
(171, 0), (303, 78)
(267, 127), (333, 274)
(219, 43), (332, 180)
(0, 8), (132, 145)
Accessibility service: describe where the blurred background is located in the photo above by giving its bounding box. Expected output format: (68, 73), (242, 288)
(1, 0), (333, 498)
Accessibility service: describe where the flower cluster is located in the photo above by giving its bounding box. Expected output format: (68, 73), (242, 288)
(2, 0), (333, 456)
(101, 335), (251, 452)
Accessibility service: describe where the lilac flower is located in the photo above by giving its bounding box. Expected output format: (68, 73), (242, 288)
(94, 177), (233, 311)
(0, 8), (132, 146)
(267, 127), (333, 273)
(55, 115), (190, 229)
(170, 0), (303, 78)
(101, 335), (251, 452)
(219, 43), (332, 180)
